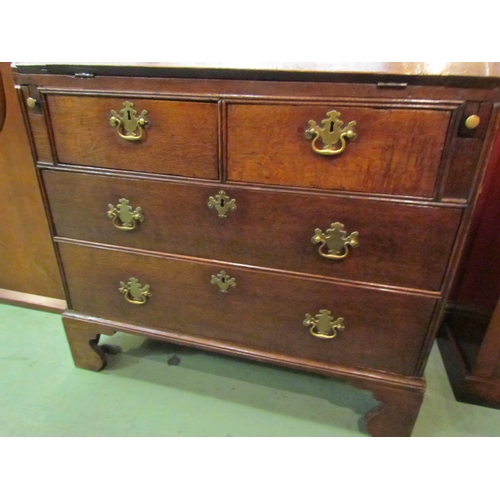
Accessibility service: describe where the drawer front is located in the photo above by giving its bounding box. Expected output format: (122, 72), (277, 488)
(45, 170), (462, 291)
(46, 95), (219, 179)
(59, 243), (437, 376)
(227, 104), (451, 197)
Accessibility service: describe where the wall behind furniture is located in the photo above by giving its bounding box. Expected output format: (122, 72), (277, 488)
(0, 62), (65, 310)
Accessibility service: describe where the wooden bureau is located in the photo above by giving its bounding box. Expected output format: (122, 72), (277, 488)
(13, 62), (500, 436)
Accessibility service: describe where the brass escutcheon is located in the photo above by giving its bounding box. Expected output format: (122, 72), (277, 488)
(312, 222), (359, 260)
(210, 270), (236, 293)
(304, 110), (357, 155)
(207, 190), (236, 218)
(107, 198), (144, 231)
(303, 309), (345, 339)
(109, 101), (149, 141)
(119, 278), (151, 305)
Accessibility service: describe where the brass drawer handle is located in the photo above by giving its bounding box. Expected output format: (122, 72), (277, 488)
(211, 270), (236, 292)
(312, 222), (359, 260)
(303, 309), (345, 339)
(110, 101), (149, 141)
(107, 198), (144, 231)
(119, 278), (151, 305)
(208, 190), (236, 218)
(304, 110), (357, 155)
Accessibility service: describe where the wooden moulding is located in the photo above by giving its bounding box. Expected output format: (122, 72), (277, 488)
(62, 309), (426, 436)
(0, 288), (66, 313)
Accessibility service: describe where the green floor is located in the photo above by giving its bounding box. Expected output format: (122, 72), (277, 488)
(1, 301), (500, 436)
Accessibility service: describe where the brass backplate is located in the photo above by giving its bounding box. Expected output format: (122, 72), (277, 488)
(107, 198), (143, 231)
(303, 309), (345, 339)
(305, 110), (357, 155)
(119, 278), (151, 304)
(311, 222), (359, 260)
(110, 101), (149, 141)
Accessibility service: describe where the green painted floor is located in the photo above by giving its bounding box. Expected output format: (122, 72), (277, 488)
(2, 301), (500, 437)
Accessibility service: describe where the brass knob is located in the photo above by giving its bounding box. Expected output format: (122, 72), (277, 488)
(465, 115), (480, 130)
(26, 97), (37, 108)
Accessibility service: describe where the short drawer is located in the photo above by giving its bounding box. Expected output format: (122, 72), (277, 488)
(59, 242), (437, 376)
(46, 94), (219, 179)
(227, 103), (451, 197)
(44, 170), (462, 291)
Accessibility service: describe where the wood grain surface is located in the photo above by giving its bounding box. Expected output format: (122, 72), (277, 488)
(47, 94), (219, 178)
(227, 104), (451, 197)
(44, 170), (462, 291)
(58, 241), (437, 376)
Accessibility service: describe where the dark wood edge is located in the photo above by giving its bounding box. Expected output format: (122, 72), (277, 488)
(38, 88), (462, 109)
(11, 63), (500, 88)
(0, 288), (66, 313)
(62, 309), (425, 393)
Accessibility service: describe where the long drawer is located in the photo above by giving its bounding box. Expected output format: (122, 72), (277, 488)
(227, 103), (451, 197)
(45, 170), (462, 291)
(46, 94), (219, 179)
(58, 242), (438, 376)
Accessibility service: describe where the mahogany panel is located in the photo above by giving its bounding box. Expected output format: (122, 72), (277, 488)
(44, 170), (462, 291)
(227, 104), (451, 197)
(46, 94), (219, 179)
(0, 63), (64, 299)
(58, 242), (437, 376)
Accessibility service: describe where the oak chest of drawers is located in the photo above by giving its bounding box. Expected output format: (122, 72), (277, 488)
(14, 63), (500, 436)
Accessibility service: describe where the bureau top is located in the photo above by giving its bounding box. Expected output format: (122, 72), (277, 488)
(12, 62), (500, 87)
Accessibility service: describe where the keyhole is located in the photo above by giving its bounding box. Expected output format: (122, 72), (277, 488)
(220, 199), (225, 208)
(330, 121), (335, 132)
(221, 277), (225, 283)
(127, 110), (131, 121)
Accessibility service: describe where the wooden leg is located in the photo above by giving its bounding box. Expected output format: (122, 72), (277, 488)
(62, 316), (116, 372)
(350, 378), (426, 437)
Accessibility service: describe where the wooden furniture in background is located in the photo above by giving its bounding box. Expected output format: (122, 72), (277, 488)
(0, 62), (65, 311)
(438, 124), (500, 408)
(13, 62), (500, 435)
